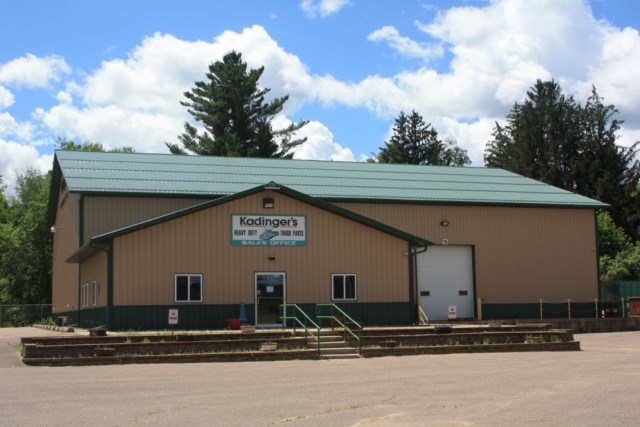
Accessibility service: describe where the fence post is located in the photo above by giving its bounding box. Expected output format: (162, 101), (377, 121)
(622, 298), (626, 318)
(476, 298), (483, 321)
(539, 299), (543, 320)
(595, 298), (598, 319)
(568, 299), (571, 320)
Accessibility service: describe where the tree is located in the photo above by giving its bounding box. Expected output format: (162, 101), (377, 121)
(166, 50), (308, 158)
(597, 211), (632, 260)
(57, 138), (135, 153)
(600, 243), (640, 281)
(0, 170), (52, 304)
(485, 80), (640, 240)
(376, 110), (470, 166)
(0, 175), (13, 304)
(575, 87), (640, 237)
(485, 80), (581, 190)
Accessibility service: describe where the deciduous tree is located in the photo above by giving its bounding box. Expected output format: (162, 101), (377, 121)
(0, 170), (52, 304)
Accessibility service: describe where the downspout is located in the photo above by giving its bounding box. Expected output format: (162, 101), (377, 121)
(410, 243), (428, 322)
(594, 209), (602, 302)
(90, 240), (112, 330)
(77, 195), (84, 327)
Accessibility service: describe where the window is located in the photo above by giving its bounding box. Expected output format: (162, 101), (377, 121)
(92, 281), (98, 306)
(332, 274), (357, 301)
(81, 283), (89, 308)
(175, 274), (203, 302)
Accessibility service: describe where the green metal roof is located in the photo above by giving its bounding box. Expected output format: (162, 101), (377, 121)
(52, 150), (608, 208)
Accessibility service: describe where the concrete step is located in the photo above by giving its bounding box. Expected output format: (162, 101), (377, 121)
(319, 353), (361, 360)
(295, 330), (361, 359)
(318, 347), (358, 355)
(307, 338), (360, 359)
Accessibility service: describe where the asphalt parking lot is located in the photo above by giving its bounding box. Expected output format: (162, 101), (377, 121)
(1, 327), (639, 426)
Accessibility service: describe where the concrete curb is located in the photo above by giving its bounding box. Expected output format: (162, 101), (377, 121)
(31, 324), (75, 333)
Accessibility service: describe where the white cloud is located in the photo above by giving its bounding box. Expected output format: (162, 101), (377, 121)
(0, 54), (71, 88)
(577, 26), (640, 127)
(0, 137), (52, 197)
(0, 85), (14, 109)
(306, 0), (640, 163)
(0, 112), (35, 141)
(4, 0), (639, 186)
(300, 0), (349, 18)
(368, 26), (444, 62)
(617, 127), (640, 150)
(290, 120), (355, 161)
(34, 26), (343, 157)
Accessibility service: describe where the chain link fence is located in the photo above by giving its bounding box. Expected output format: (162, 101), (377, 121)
(0, 304), (52, 327)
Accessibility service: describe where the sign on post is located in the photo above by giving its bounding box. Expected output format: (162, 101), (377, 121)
(168, 308), (179, 325)
(448, 305), (457, 320)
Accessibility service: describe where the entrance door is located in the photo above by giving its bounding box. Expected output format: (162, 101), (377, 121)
(255, 273), (286, 327)
(417, 246), (474, 321)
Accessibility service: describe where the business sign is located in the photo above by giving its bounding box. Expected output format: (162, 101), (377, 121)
(231, 214), (307, 246)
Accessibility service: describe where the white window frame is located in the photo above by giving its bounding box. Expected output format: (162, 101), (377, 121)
(92, 281), (97, 306)
(81, 283), (89, 308)
(331, 274), (357, 301)
(174, 274), (203, 303)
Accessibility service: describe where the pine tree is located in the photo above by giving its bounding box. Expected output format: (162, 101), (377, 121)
(485, 80), (581, 189)
(485, 80), (640, 240)
(166, 51), (307, 158)
(377, 110), (470, 166)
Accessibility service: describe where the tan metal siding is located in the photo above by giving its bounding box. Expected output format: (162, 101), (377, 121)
(51, 192), (81, 314)
(334, 203), (598, 303)
(112, 191), (410, 306)
(79, 251), (107, 308)
(82, 196), (207, 241)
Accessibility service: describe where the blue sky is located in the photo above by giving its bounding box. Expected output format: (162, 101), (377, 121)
(1, 0), (639, 194)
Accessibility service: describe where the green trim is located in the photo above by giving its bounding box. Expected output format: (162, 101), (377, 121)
(79, 194), (84, 246)
(482, 303), (539, 319)
(278, 185), (431, 248)
(323, 198), (608, 210)
(76, 307), (107, 329)
(106, 246), (113, 330)
(481, 303), (597, 320)
(109, 304), (249, 331)
(46, 156), (63, 227)
(408, 243), (415, 306)
(92, 183), (432, 249)
(470, 246), (478, 319)
(105, 302), (417, 330)
(294, 302), (415, 326)
(92, 185), (266, 243)
(595, 209), (603, 301)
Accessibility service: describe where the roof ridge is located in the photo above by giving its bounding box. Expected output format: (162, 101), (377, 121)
(53, 150), (608, 208)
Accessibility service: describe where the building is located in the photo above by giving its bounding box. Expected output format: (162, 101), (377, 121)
(48, 150), (607, 330)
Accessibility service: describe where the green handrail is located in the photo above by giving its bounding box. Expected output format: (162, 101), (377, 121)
(316, 303), (362, 353)
(280, 304), (321, 354)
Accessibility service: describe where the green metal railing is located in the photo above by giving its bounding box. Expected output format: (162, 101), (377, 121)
(280, 304), (321, 353)
(316, 303), (362, 353)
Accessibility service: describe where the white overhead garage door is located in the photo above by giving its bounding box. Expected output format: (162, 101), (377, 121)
(417, 245), (474, 321)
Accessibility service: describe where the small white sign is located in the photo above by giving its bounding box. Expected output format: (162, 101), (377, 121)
(168, 308), (179, 325)
(448, 305), (457, 319)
